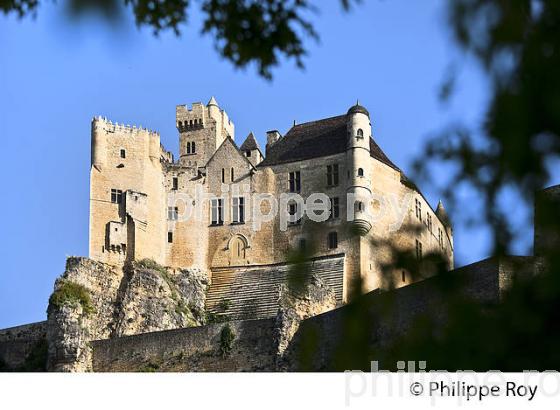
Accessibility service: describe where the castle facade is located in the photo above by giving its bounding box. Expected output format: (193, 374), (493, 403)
(89, 97), (453, 306)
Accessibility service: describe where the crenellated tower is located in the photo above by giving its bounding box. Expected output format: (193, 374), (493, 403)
(176, 97), (235, 167)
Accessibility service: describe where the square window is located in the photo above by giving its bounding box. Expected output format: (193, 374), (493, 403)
(232, 197), (245, 224)
(329, 197), (340, 219)
(327, 164), (339, 186)
(211, 199), (224, 225)
(167, 206), (179, 221)
(288, 202), (301, 225)
(289, 171), (301, 193)
(110, 189), (123, 204)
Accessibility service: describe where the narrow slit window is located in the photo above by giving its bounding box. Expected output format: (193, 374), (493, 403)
(328, 232), (338, 249)
(329, 197), (340, 219)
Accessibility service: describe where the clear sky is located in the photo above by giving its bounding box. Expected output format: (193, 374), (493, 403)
(0, 0), (509, 328)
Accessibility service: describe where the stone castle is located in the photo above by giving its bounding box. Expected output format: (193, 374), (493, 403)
(1, 96), (484, 372)
(90, 97), (453, 313)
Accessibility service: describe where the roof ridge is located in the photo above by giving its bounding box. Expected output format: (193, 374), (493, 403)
(289, 114), (347, 130)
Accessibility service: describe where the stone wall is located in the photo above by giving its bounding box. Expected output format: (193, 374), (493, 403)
(92, 319), (276, 372)
(283, 256), (533, 371)
(0, 322), (47, 370)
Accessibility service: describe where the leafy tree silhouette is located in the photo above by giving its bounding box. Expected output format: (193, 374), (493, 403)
(3, 0), (560, 371)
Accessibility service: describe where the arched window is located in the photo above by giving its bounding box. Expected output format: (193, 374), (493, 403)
(187, 142), (191, 154)
(194, 119), (198, 125)
(356, 128), (364, 139)
(190, 120), (193, 126)
(357, 168), (364, 177)
(229, 235), (248, 263)
(192, 141), (196, 153)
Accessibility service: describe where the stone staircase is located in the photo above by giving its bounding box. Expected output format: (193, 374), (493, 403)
(205, 254), (345, 320)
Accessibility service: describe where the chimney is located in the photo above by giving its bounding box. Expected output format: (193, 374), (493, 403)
(266, 130), (281, 152)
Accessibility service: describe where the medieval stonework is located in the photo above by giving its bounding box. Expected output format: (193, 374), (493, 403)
(1, 96), (472, 372)
(89, 97), (454, 313)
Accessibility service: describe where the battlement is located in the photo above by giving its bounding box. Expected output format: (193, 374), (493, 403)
(175, 99), (234, 136)
(92, 116), (160, 138)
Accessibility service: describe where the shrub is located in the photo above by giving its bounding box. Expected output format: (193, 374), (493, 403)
(139, 362), (160, 372)
(205, 311), (227, 324)
(49, 280), (95, 315)
(137, 258), (168, 276)
(219, 324), (235, 357)
(219, 299), (232, 312)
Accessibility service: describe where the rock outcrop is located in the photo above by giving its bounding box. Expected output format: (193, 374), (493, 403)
(46, 257), (209, 372)
(274, 275), (336, 370)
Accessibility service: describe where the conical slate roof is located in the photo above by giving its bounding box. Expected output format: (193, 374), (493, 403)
(435, 200), (451, 227)
(240, 132), (262, 153)
(207, 96), (218, 106)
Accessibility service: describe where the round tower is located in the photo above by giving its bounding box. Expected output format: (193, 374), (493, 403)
(346, 101), (372, 235)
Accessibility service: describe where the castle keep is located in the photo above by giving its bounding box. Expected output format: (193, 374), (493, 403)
(89, 97), (454, 314)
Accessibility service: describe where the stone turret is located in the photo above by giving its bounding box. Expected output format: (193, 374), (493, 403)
(346, 101), (372, 235)
(240, 132), (264, 166)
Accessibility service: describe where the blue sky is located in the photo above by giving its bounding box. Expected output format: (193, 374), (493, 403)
(0, 0), (517, 327)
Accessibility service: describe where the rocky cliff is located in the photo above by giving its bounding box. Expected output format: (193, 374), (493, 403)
(46, 257), (209, 371)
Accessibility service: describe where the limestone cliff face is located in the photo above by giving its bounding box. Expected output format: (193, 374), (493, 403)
(46, 257), (209, 372)
(114, 264), (208, 336)
(275, 275), (336, 370)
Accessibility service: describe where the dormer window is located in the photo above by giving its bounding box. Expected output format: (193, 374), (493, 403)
(356, 128), (364, 139)
(246, 150), (251, 157)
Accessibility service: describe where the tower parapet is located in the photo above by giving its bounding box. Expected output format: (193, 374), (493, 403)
(176, 97), (235, 166)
